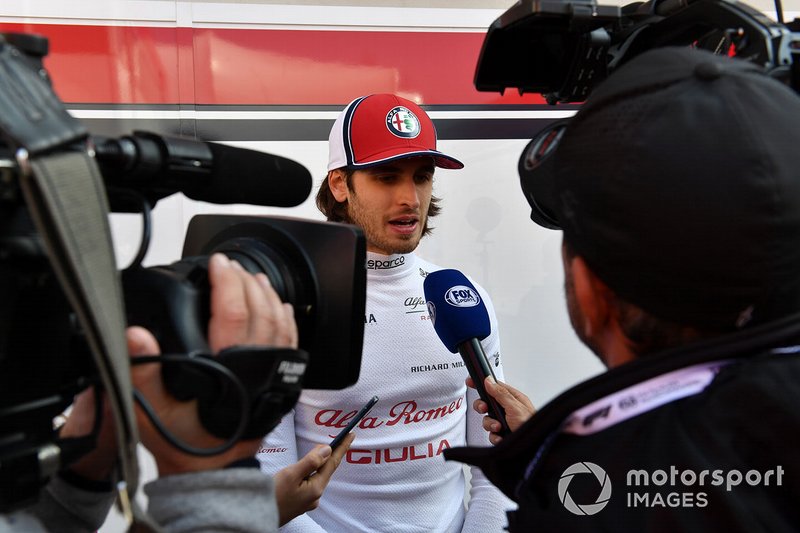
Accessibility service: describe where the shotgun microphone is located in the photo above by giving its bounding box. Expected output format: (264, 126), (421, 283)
(93, 131), (313, 209)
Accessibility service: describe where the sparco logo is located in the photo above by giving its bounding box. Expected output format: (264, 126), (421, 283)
(444, 286), (480, 307)
(366, 256), (405, 270)
(558, 462), (612, 515)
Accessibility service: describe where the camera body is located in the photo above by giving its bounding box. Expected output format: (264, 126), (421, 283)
(476, 0), (799, 104)
(474, 0), (800, 229)
(0, 31), (366, 511)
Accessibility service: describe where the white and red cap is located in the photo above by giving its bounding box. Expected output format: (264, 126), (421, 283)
(327, 93), (464, 171)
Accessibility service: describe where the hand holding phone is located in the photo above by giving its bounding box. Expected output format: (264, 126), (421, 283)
(330, 395), (379, 450)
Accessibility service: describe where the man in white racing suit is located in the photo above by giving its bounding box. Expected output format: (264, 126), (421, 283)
(258, 93), (514, 532)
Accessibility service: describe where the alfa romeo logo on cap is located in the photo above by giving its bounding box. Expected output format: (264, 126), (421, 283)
(386, 106), (421, 138)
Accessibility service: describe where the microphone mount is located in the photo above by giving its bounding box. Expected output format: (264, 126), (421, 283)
(92, 132), (214, 210)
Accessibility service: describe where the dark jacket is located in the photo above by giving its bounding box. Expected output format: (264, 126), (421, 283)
(446, 314), (800, 532)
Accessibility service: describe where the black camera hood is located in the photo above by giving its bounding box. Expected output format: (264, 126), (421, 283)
(475, 0), (799, 103)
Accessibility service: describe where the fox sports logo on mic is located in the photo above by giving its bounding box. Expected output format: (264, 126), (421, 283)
(444, 286), (481, 307)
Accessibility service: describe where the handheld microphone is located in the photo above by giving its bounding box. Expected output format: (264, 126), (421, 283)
(423, 269), (511, 436)
(92, 131), (313, 210)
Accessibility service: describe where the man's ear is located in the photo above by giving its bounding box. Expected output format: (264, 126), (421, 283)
(328, 169), (349, 203)
(570, 255), (614, 339)
(565, 248), (638, 367)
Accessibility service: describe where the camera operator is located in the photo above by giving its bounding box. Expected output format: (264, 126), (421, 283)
(448, 46), (800, 530)
(4, 253), (352, 533)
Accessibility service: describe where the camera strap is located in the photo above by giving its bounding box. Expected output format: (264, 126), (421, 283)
(18, 149), (153, 529)
(0, 36), (160, 528)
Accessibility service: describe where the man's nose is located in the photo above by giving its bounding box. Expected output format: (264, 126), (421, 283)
(396, 176), (420, 208)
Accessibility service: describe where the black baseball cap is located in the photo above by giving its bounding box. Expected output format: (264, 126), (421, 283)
(523, 46), (800, 330)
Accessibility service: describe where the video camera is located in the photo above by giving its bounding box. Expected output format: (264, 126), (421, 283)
(474, 0), (799, 228)
(0, 32), (366, 512)
(476, 0), (799, 104)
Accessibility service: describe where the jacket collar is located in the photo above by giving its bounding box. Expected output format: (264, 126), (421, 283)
(445, 311), (800, 500)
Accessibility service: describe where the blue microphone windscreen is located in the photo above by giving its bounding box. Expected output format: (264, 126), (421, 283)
(423, 269), (490, 353)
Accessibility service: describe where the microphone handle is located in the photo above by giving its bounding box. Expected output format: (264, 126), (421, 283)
(458, 338), (511, 436)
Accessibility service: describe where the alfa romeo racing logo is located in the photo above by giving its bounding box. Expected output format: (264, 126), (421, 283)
(386, 106), (420, 138)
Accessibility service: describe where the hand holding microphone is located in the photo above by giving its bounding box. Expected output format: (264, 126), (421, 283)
(423, 269), (511, 437)
(467, 375), (535, 444)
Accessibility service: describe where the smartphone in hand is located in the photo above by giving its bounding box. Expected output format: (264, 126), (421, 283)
(330, 395), (379, 450)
